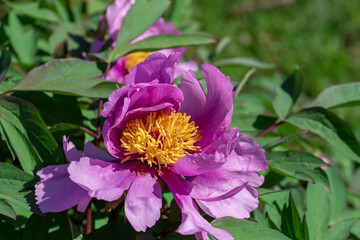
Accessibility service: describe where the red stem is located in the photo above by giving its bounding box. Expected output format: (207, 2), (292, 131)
(86, 205), (92, 234)
(255, 121), (284, 138)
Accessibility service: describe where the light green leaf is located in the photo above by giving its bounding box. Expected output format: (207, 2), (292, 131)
(0, 96), (60, 174)
(0, 199), (16, 220)
(306, 183), (330, 240)
(109, 33), (215, 61)
(13, 59), (117, 98)
(326, 219), (357, 240)
(109, 0), (170, 62)
(5, 1), (59, 23)
(0, 163), (40, 214)
(286, 107), (360, 162)
(326, 167), (347, 222)
(272, 70), (303, 120)
(210, 218), (291, 240)
(4, 13), (36, 65)
(311, 82), (360, 109)
(267, 151), (329, 190)
(214, 57), (275, 69)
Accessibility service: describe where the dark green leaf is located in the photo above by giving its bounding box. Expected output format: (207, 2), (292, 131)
(210, 218), (291, 240)
(0, 219), (20, 240)
(230, 114), (277, 132)
(109, 0), (170, 62)
(267, 151), (329, 189)
(13, 59), (117, 98)
(4, 13), (36, 65)
(0, 48), (11, 84)
(280, 193), (308, 240)
(0, 96), (60, 174)
(311, 82), (360, 109)
(0, 198), (16, 220)
(214, 57), (275, 69)
(306, 182), (330, 240)
(0, 162), (41, 214)
(273, 70), (303, 119)
(23, 214), (52, 240)
(286, 107), (360, 162)
(4, 1), (59, 23)
(263, 131), (304, 150)
(86, 217), (137, 240)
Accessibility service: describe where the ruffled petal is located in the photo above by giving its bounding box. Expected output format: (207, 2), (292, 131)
(35, 164), (90, 213)
(125, 52), (180, 85)
(125, 173), (162, 232)
(196, 185), (259, 219)
(63, 136), (83, 162)
(68, 158), (136, 201)
(160, 170), (233, 240)
(175, 61), (199, 79)
(106, 57), (128, 83)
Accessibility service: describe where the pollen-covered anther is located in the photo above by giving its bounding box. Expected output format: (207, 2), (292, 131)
(120, 111), (202, 167)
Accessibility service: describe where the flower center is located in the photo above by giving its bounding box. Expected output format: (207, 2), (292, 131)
(124, 52), (153, 73)
(120, 111), (202, 167)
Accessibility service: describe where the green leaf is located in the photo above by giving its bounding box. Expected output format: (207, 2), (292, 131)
(4, 1), (59, 23)
(266, 151), (329, 190)
(326, 167), (347, 221)
(0, 96), (60, 174)
(286, 107), (360, 162)
(0, 48), (11, 84)
(23, 214), (52, 240)
(280, 193), (308, 240)
(0, 198), (16, 220)
(311, 82), (360, 109)
(4, 13), (36, 65)
(109, 33), (216, 61)
(214, 57), (275, 69)
(0, 162), (40, 214)
(272, 71), (303, 120)
(263, 132), (304, 150)
(326, 219), (357, 240)
(13, 59), (117, 98)
(109, 0), (170, 62)
(210, 218), (291, 240)
(306, 183), (330, 240)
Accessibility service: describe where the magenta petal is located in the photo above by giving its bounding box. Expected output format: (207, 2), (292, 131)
(161, 170), (233, 240)
(125, 173), (162, 232)
(35, 164), (89, 213)
(197, 185), (259, 219)
(63, 136), (82, 162)
(175, 61), (199, 79)
(125, 52), (180, 85)
(106, 0), (135, 38)
(68, 158), (135, 201)
(106, 57), (128, 83)
(83, 141), (117, 161)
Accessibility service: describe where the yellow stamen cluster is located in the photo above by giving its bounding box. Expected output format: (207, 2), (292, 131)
(124, 52), (153, 73)
(120, 111), (202, 167)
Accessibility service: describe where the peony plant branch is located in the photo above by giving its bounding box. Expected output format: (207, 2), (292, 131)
(255, 120), (285, 138)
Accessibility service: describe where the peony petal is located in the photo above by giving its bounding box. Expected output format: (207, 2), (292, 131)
(106, 57), (128, 83)
(125, 173), (162, 232)
(68, 158), (135, 201)
(63, 136), (83, 162)
(35, 164), (90, 213)
(196, 185), (259, 219)
(175, 61), (199, 79)
(101, 85), (130, 119)
(161, 170), (233, 240)
(125, 52), (180, 85)
(83, 141), (117, 161)
(106, 0), (135, 38)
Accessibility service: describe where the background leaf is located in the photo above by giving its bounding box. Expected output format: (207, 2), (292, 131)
(214, 57), (275, 69)
(0, 198), (16, 220)
(0, 48), (11, 84)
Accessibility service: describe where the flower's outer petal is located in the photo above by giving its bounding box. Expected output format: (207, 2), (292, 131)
(101, 85), (130, 119)
(181, 63), (234, 148)
(221, 132), (268, 172)
(175, 61), (199, 79)
(77, 196), (92, 212)
(125, 52), (180, 85)
(172, 128), (239, 176)
(196, 185), (259, 219)
(107, 57), (128, 83)
(35, 164), (90, 213)
(68, 158), (135, 201)
(63, 136), (82, 162)
(90, 38), (105, 53)
(133, 18), (181, 42)
(125, 173), (162, 232)
(106, 0), (135, 38)
(160, 170), (233, 240)
(83, 141), (117, 161)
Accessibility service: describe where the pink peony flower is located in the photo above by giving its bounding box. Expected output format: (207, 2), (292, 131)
(35, 53), (268, 239)
(92, 0), (197, 83)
